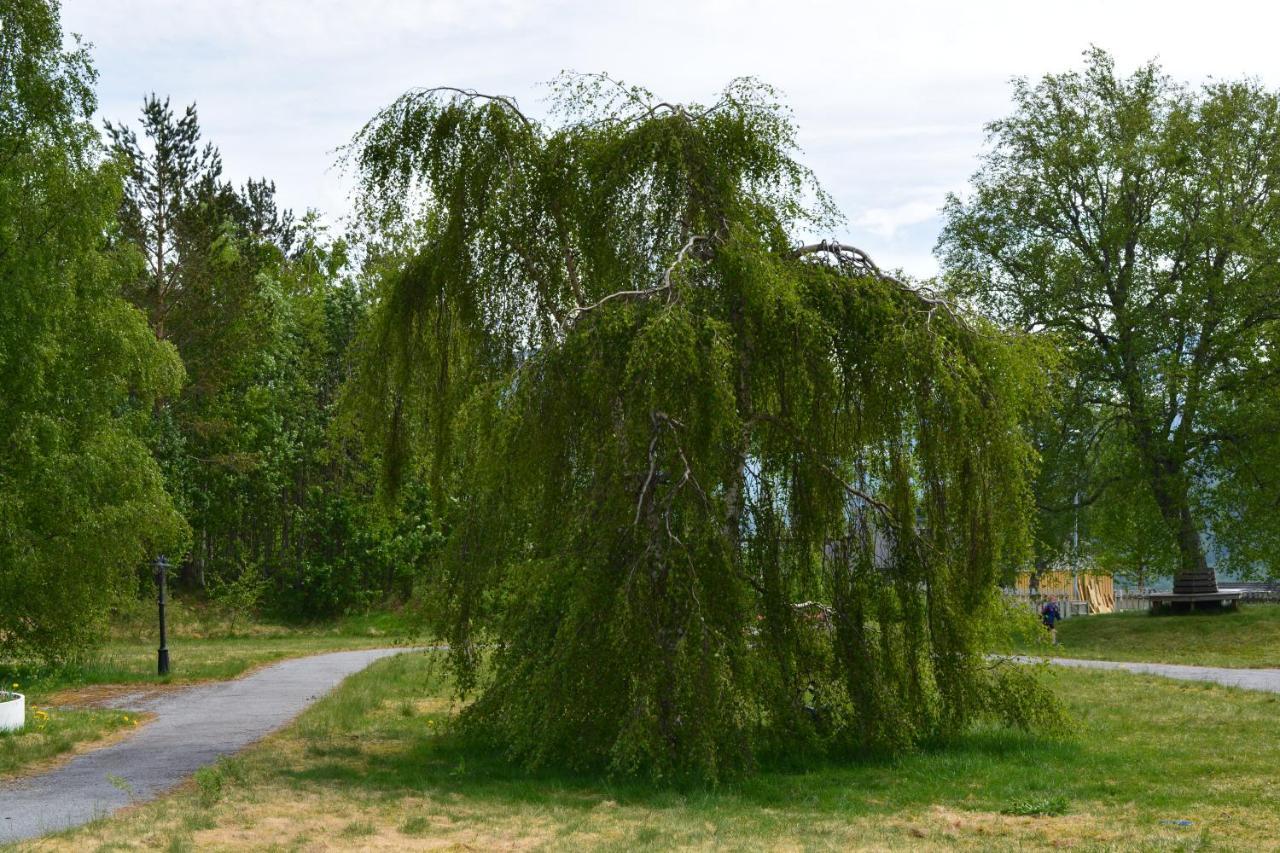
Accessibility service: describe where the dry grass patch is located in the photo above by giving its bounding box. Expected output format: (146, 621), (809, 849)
(47, 682), (186, 708)
(411, 697), (458, 715)
(23, 651), (1280, 851)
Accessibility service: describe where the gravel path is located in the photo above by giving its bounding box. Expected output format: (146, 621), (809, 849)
(1034, 655), (1280, 693)
(0, 647), (413, 844)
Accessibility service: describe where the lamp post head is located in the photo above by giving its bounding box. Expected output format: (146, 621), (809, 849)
(153, 554), (169, 581)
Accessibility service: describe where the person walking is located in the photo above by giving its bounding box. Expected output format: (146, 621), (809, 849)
(1040, 596), (1061, 645)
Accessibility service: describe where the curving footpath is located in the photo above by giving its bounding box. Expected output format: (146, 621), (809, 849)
(1034, 655), (1280, 693)
(0, 647), (413, 845)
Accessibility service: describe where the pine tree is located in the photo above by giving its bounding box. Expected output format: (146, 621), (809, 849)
(106, 96), (221, 342)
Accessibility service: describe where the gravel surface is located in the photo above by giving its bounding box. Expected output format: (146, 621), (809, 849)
(0, 647), (413, 844)
(1036, 655), (1280, 693)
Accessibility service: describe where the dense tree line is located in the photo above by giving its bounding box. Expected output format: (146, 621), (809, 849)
(0, 0), (436, 662)
(103, 94), (438, 617)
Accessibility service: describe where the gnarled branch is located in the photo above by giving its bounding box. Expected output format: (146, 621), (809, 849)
(568, 233), (713, 325)
(791, 240), (962, 324)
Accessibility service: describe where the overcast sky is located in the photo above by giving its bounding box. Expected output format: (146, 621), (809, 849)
(62, 0), (1280, 277)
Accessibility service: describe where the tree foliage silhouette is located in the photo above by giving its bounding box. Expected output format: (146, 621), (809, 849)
(349, 76), (1058, 778)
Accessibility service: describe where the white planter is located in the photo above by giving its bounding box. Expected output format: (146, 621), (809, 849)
(0, 692), (24, 732)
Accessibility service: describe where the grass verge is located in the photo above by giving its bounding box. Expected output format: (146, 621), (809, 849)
(0, 705), (144, 778)
(1036, 602), (1280, 668)
(0, 603), (414, 779)
(32, 651), (1280, 851)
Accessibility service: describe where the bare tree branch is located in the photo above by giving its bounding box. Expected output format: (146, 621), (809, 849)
(413, 86), (535, 129)
(568, 233), (711, 324)
(790, 240), (963, 323)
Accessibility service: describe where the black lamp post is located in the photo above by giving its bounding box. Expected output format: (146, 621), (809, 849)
(153, 555), (170, 676)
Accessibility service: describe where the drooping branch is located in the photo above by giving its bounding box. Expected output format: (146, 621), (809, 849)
(567, 233), (714, 325)
(408, 86), (535, 129)
(790, 240), (883, 275)
(565, 72), (735, 131)
(753, 413), (896, 522)
(791, 240), (963, 323)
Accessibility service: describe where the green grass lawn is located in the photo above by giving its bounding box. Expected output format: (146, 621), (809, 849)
(11, 601), (1280, 848)
(0, 602), (414, 779)
(31, 651), (1280, 851)
(1038, 602), (1280, 668)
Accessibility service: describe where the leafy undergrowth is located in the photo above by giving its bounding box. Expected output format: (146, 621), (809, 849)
(1037, 603), (1280, 668)
(35, 651), (1280, 851)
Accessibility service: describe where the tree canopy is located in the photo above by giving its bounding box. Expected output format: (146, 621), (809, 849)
(940, 49), (1280, 588)
(0, 0), (440, 664)
(0, 0), (186, 659)
(104, 94), (438, 615)
(346, 76), (1060, 779)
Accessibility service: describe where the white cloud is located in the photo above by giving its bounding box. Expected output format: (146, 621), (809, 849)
(852, 200), (943, 240)
(60, 0), (1280, 278)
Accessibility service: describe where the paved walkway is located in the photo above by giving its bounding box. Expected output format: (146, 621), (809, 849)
(1030, 655), (1280, 693)
(0, 647), (413, 844)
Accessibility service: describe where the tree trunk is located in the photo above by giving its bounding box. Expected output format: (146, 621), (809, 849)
(1119, 341), (1216, 596)
(1147, 462), (1216, 594)
(1170, 502), (1216, 594)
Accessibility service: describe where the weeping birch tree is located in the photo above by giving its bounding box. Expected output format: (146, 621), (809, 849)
(346, 77), (1060, 779)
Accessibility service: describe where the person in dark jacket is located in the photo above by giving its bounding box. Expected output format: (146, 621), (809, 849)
(1040, 597), (1061, 644)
